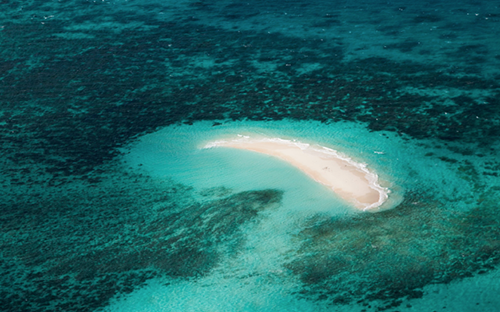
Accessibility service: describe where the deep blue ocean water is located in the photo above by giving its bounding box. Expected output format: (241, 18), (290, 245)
(1, 0), (499, 311)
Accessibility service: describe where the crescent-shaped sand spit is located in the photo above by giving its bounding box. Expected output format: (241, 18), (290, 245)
(204, 136), (389, 211)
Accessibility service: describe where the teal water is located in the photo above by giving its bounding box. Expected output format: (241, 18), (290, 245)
(1, 0), (500, 311)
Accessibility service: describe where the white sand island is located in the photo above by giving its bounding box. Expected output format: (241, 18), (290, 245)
(204, 136), (389, 211)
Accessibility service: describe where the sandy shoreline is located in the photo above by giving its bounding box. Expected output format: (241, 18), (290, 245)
(205, 137), (388, 211)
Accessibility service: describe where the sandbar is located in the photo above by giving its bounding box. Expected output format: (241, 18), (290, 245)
(205, 136), (388, 211)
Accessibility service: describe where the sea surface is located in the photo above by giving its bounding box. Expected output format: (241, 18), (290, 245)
(1, 0), (499, 311)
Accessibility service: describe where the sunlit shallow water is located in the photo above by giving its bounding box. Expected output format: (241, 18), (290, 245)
(100, 120), (499, 311)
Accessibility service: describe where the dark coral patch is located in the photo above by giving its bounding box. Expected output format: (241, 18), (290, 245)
(0, 169), (283, 312)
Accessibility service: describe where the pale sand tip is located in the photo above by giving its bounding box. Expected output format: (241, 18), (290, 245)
(204, 136), (390, 212)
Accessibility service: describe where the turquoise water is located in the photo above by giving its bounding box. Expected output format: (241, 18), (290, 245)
(1, 0), (500, 311)
(121, 121), (401, 210)
(106, 120), (498, 311)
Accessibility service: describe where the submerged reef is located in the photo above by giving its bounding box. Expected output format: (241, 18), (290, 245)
(1, 0), (500, 311)
(287, 189), (500, 309)
(1, 2), (500, 182)
(0, 167), (282, 311)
